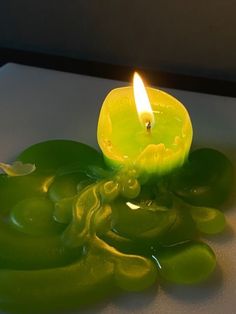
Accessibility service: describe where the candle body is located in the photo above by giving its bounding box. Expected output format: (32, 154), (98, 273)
(97, 87), (193, 178)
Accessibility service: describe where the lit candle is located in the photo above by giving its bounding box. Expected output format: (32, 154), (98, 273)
(0, 72), (233, 314)
(97, 73), (193, 179)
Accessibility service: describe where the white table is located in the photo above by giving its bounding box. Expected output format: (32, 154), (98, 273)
(0, 63), (236, 314)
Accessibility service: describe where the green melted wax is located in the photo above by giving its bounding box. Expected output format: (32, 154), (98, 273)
(0, 140), (233, 313)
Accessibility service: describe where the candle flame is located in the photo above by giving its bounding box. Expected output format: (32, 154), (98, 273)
(133, 72), (154, 132)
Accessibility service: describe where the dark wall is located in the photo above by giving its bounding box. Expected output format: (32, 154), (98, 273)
(1, 1), (236, 81)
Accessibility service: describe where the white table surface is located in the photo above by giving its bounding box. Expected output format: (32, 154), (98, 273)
(0, 63), (236, 314)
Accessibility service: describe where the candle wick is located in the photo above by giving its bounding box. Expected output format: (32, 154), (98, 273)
(146, 120), (151, 133)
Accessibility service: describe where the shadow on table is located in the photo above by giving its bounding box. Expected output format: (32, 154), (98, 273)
(71, 284), (158, 314)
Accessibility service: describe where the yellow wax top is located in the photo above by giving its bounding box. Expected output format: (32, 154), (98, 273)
(97, 87), (193, 177)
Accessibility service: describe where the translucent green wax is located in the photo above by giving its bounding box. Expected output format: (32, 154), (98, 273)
(155, 241), (216, 284)
(0, 140), (233, 313)
(170, 148), (234, 206)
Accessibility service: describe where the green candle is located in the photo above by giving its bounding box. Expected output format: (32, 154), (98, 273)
(0, 73), (233, 313)
(97, 73), (193, 178)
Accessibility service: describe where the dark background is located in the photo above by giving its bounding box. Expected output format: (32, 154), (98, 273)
(0, 1), (236, 82)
